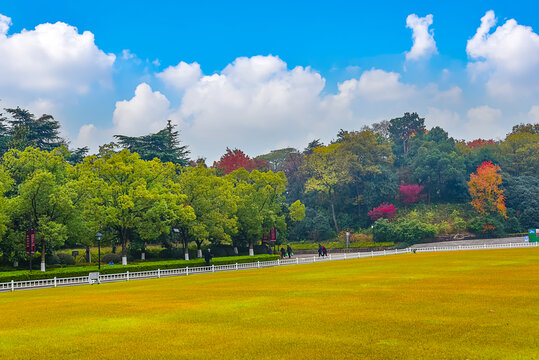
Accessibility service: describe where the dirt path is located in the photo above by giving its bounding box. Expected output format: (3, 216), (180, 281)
(410, 236), (527, 248)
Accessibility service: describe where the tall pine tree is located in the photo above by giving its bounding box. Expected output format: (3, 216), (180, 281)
(115, 120), (190, 166)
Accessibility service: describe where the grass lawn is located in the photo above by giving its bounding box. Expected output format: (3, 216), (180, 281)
(0, 248), (538, 359)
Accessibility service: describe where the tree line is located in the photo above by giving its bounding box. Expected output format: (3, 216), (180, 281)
(0, 106), (537, 270)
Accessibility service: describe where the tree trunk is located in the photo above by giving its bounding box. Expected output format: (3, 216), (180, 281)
(196, 241), (203, 258)
(40, 238), (46, 272)
(121, 236), (127, 265)
(86, 245), (91, 263)
(248, 239), (254, 256)
(184, 239), (189, 261)
(330, 200), (339, 234)
(141, 243), (146, 260)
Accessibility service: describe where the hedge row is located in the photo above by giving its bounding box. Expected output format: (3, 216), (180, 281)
(0, 254), (280, 283)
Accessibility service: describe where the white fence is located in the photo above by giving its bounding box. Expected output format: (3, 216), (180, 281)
(1, 241), (537, 292)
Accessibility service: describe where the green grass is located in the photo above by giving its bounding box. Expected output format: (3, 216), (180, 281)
(0, 254), (279, 283)
(0, 248), (538, 359)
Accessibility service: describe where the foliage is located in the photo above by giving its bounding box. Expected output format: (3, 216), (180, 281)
(368, 203), (397, 222)
(115, 120), (190, 166)
(213, 148), (268, 174)
(388, 112), (426, 155)
(399, 184), (425, 205)
(468, 161), (507, 218)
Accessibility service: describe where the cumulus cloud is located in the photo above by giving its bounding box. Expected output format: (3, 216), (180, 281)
(75, 83), (171, 150)
(0, 14), (115, 95)
(157, 61), (202, 90)
(112, 83), (170, 136)
(406, 14), (437, 61)
(465, 105), (505, 139)
(336, 69), (415, 102)
(73, 55), (468, 160)
(466, 10), (539, 98)
(0, 13), (11, 35)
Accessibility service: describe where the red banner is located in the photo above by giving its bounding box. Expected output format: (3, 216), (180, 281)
(270, 228), (276, 241)
(26, 230), (35, 255)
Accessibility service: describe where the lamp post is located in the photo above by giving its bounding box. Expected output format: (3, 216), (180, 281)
(96, 233), (102, 270)
(371, 225), (375, 243)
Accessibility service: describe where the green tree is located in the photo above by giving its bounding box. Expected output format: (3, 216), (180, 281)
(3, 147), (74, 271)
(79, 147), (194, 265)
(176, 165), (238, 259)
(227, 169), (299, 256)
(388, 112), (426, 155)
(4, 107), (66, 151)
(302, 143), (354, 233)
(115, 120), (190, 165)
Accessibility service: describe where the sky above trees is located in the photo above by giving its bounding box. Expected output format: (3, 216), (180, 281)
(1, 1), (538, 161)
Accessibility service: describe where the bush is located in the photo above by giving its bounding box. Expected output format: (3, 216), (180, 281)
(57, 253), (76, 265)
(102, 253), (122, 264)
(45, 254), (60, 265)
(467, 215), (505, 238)
(373, 217), (436, 245)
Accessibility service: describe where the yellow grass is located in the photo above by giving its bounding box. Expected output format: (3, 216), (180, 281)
(1, 248), (538, 359)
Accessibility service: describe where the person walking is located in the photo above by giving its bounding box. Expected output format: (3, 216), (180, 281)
(280, 247), (286, 259)
(204, 248), (213, 266)
(318, 244), (322, 257)
(287, 244), (293, 259)
(322, 246), (328, 257)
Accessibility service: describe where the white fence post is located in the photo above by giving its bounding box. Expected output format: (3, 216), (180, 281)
(11, 280), (14, 292)
(158, 269), (161, 278)
(277, 259), (280, 266)
(383, 250), (386, 255)
(126, 271), (129, 281)
(296, 258), (299, 264)
(257, 261), (260, 268)
(344, 253), (347, 260)
(186, 267), (189, 276)
(54, 277), (57, 288)
(212, 264), (215, 272)
(371, 251), (373, 257)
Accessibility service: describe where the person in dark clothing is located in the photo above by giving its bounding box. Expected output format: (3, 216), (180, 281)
(280, 247), (286, 259)
(322, 246), (328, 257)
(204, 248), (213, 266)
(318, 244), (322, 257)
(287, 245), (293, 258)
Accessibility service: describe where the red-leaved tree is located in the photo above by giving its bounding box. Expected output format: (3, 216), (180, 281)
(466, 139), (495, 148)
(368, 203), (397, 222)
(213, 148), (268, 174)
(399, 184), (425, 205)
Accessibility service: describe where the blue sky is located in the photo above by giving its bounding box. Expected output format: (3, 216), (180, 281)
(1, 1), (538, 161)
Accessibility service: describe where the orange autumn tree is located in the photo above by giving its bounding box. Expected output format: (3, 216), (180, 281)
(467, 161), (507, 218)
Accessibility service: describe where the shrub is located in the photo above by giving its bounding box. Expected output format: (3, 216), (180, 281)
(57, 253), (76, 265)
(45, 254), (60, 265)
(467, 215), (505, 238)
(102, 253), (122, 264)
(368, 203), (397, 222)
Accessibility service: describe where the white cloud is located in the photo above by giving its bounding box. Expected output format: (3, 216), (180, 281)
(406, 14), (437, 61)
(0, 13), (11, 36)
(0, 15), (115, 95)
(122, 49), (135, 60)
(528, 105), (539, 122)
(465, 105), (505, 139)
(336, 69), (415, 102)
(112, 83), (170, 136)
(466, 10), (539, 98)
(425, 107), (461, 135)
(156, 61), (202, 90)
(75, 83), (171, 151)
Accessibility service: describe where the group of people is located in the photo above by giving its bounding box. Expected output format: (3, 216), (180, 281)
(280, 245), (293, 259)
(318, 244), (328, 257)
